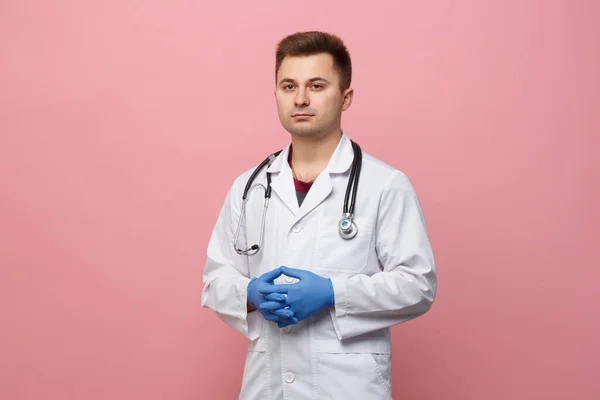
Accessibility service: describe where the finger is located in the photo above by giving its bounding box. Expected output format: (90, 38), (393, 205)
(263, 312), (283, 322)
(259, 301), (288, 312)
(264, 293), (286, 302)
(260, 267), (283, 283)
(272, 309), (294, 318)
(258, 284), (290, 295)
(280, 266), (307, 279)
(277, 316), (299, 328)
(277, 318), (293, 328)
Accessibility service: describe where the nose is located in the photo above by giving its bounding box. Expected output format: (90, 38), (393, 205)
(294, 87), (309, 107)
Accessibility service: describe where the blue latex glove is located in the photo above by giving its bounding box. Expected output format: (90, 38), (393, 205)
(248, 268), (299, 324)
(261, 292), (299, 327)
(258, 266), (335, 323)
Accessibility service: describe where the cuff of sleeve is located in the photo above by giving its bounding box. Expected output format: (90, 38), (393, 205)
(238, 277), (263, 340)
(246, 310), (263, 341)
(247, 277), (257, 307)
(329, 277), (349, 340)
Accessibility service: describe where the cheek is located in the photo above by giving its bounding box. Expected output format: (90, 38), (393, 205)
(276, 99), (292, 121)
(317, 96), (341, 116)
(275, 98), (286, 113)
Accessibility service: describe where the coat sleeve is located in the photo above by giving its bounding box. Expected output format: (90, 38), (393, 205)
(201, 177), (263, 340)
(329, 171), (437, 340)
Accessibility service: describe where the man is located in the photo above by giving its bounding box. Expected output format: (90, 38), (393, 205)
(202, 31), (437, 400)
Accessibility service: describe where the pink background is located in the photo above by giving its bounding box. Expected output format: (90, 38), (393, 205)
(1, 1), (598, 399)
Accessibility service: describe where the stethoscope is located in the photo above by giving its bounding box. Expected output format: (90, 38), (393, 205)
(234, 140), (362, 256)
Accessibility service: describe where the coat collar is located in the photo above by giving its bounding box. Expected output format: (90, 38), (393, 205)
(266, 131), (354, 175)
(264, 131), (354, 221)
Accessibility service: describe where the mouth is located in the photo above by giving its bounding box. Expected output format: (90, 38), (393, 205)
(291, 113), (314, 118)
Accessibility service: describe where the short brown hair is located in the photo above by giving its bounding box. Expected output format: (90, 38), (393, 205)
(275, 31), (352, 92)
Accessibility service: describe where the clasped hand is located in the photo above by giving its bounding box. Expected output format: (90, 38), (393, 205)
(248, 266), (334, 328)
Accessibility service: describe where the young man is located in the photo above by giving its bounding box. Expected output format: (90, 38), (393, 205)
(202, 31), (437, 400)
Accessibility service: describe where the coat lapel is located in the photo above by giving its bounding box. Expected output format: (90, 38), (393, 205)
(294, 172), (332, 222)
(269, 167), (299, 217)
(266, 145), (299, 217)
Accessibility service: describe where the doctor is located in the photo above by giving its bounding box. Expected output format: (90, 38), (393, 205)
(202, 31), (437, 400)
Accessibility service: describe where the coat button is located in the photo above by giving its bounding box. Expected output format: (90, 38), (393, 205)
(284, 372), (295, 383)
(291, 226), (302, 233)
(282, 326), (292, 333)
(285, 276), (295, 283)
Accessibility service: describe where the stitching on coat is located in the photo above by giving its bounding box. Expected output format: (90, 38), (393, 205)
(312, 352), (319, 399)
(370, 354), (391, 399)
(265, 329), (272, 400)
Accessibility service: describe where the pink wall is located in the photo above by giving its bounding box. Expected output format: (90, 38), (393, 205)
(1, 1), (598, 399)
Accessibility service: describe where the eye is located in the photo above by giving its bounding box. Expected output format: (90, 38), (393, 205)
(283, 84), (295, 90)
(311, 84), (323, 90)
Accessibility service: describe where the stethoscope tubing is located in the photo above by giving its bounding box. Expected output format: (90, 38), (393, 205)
(234, 141), (362, 255)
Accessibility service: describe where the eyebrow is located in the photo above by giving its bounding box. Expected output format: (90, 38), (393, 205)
(278, 77), (331, 85)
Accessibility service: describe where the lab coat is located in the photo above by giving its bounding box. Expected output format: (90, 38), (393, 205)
(202, 132), (437, 400)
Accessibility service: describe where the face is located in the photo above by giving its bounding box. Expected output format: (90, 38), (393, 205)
(275, 53), (353, 139)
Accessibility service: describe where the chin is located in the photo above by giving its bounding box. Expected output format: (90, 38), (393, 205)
(285, 126), (323, 138)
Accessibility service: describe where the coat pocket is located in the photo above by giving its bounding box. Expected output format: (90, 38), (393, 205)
(314, 215), (374, 273)
(314, 352), (391, 400)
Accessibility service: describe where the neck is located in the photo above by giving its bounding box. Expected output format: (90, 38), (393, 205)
(289, 129), (342, 182)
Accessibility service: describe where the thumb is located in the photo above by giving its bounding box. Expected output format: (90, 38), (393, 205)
(280, 266), (307, 279)
(260, 267), (283, 283)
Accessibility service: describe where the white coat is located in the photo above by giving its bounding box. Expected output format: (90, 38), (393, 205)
(202, 132), (437, 400)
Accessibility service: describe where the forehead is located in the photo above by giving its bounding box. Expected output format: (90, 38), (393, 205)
(277, 53), (339, 83)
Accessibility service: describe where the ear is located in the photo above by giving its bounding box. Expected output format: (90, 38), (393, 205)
(341, 87), (354, 111)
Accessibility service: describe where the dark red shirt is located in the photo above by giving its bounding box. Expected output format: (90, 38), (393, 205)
(288, 147), (313, 206)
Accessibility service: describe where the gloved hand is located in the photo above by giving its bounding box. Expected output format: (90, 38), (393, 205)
(248, 268), (299, 325)
(258, 266), (335, 324)
(260, 292), (299, 328)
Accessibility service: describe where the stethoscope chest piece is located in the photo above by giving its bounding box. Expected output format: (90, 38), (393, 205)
(338, 214), (358, 240)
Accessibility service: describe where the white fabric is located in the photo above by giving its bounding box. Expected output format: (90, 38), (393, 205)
(201, 132), (437, 400)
